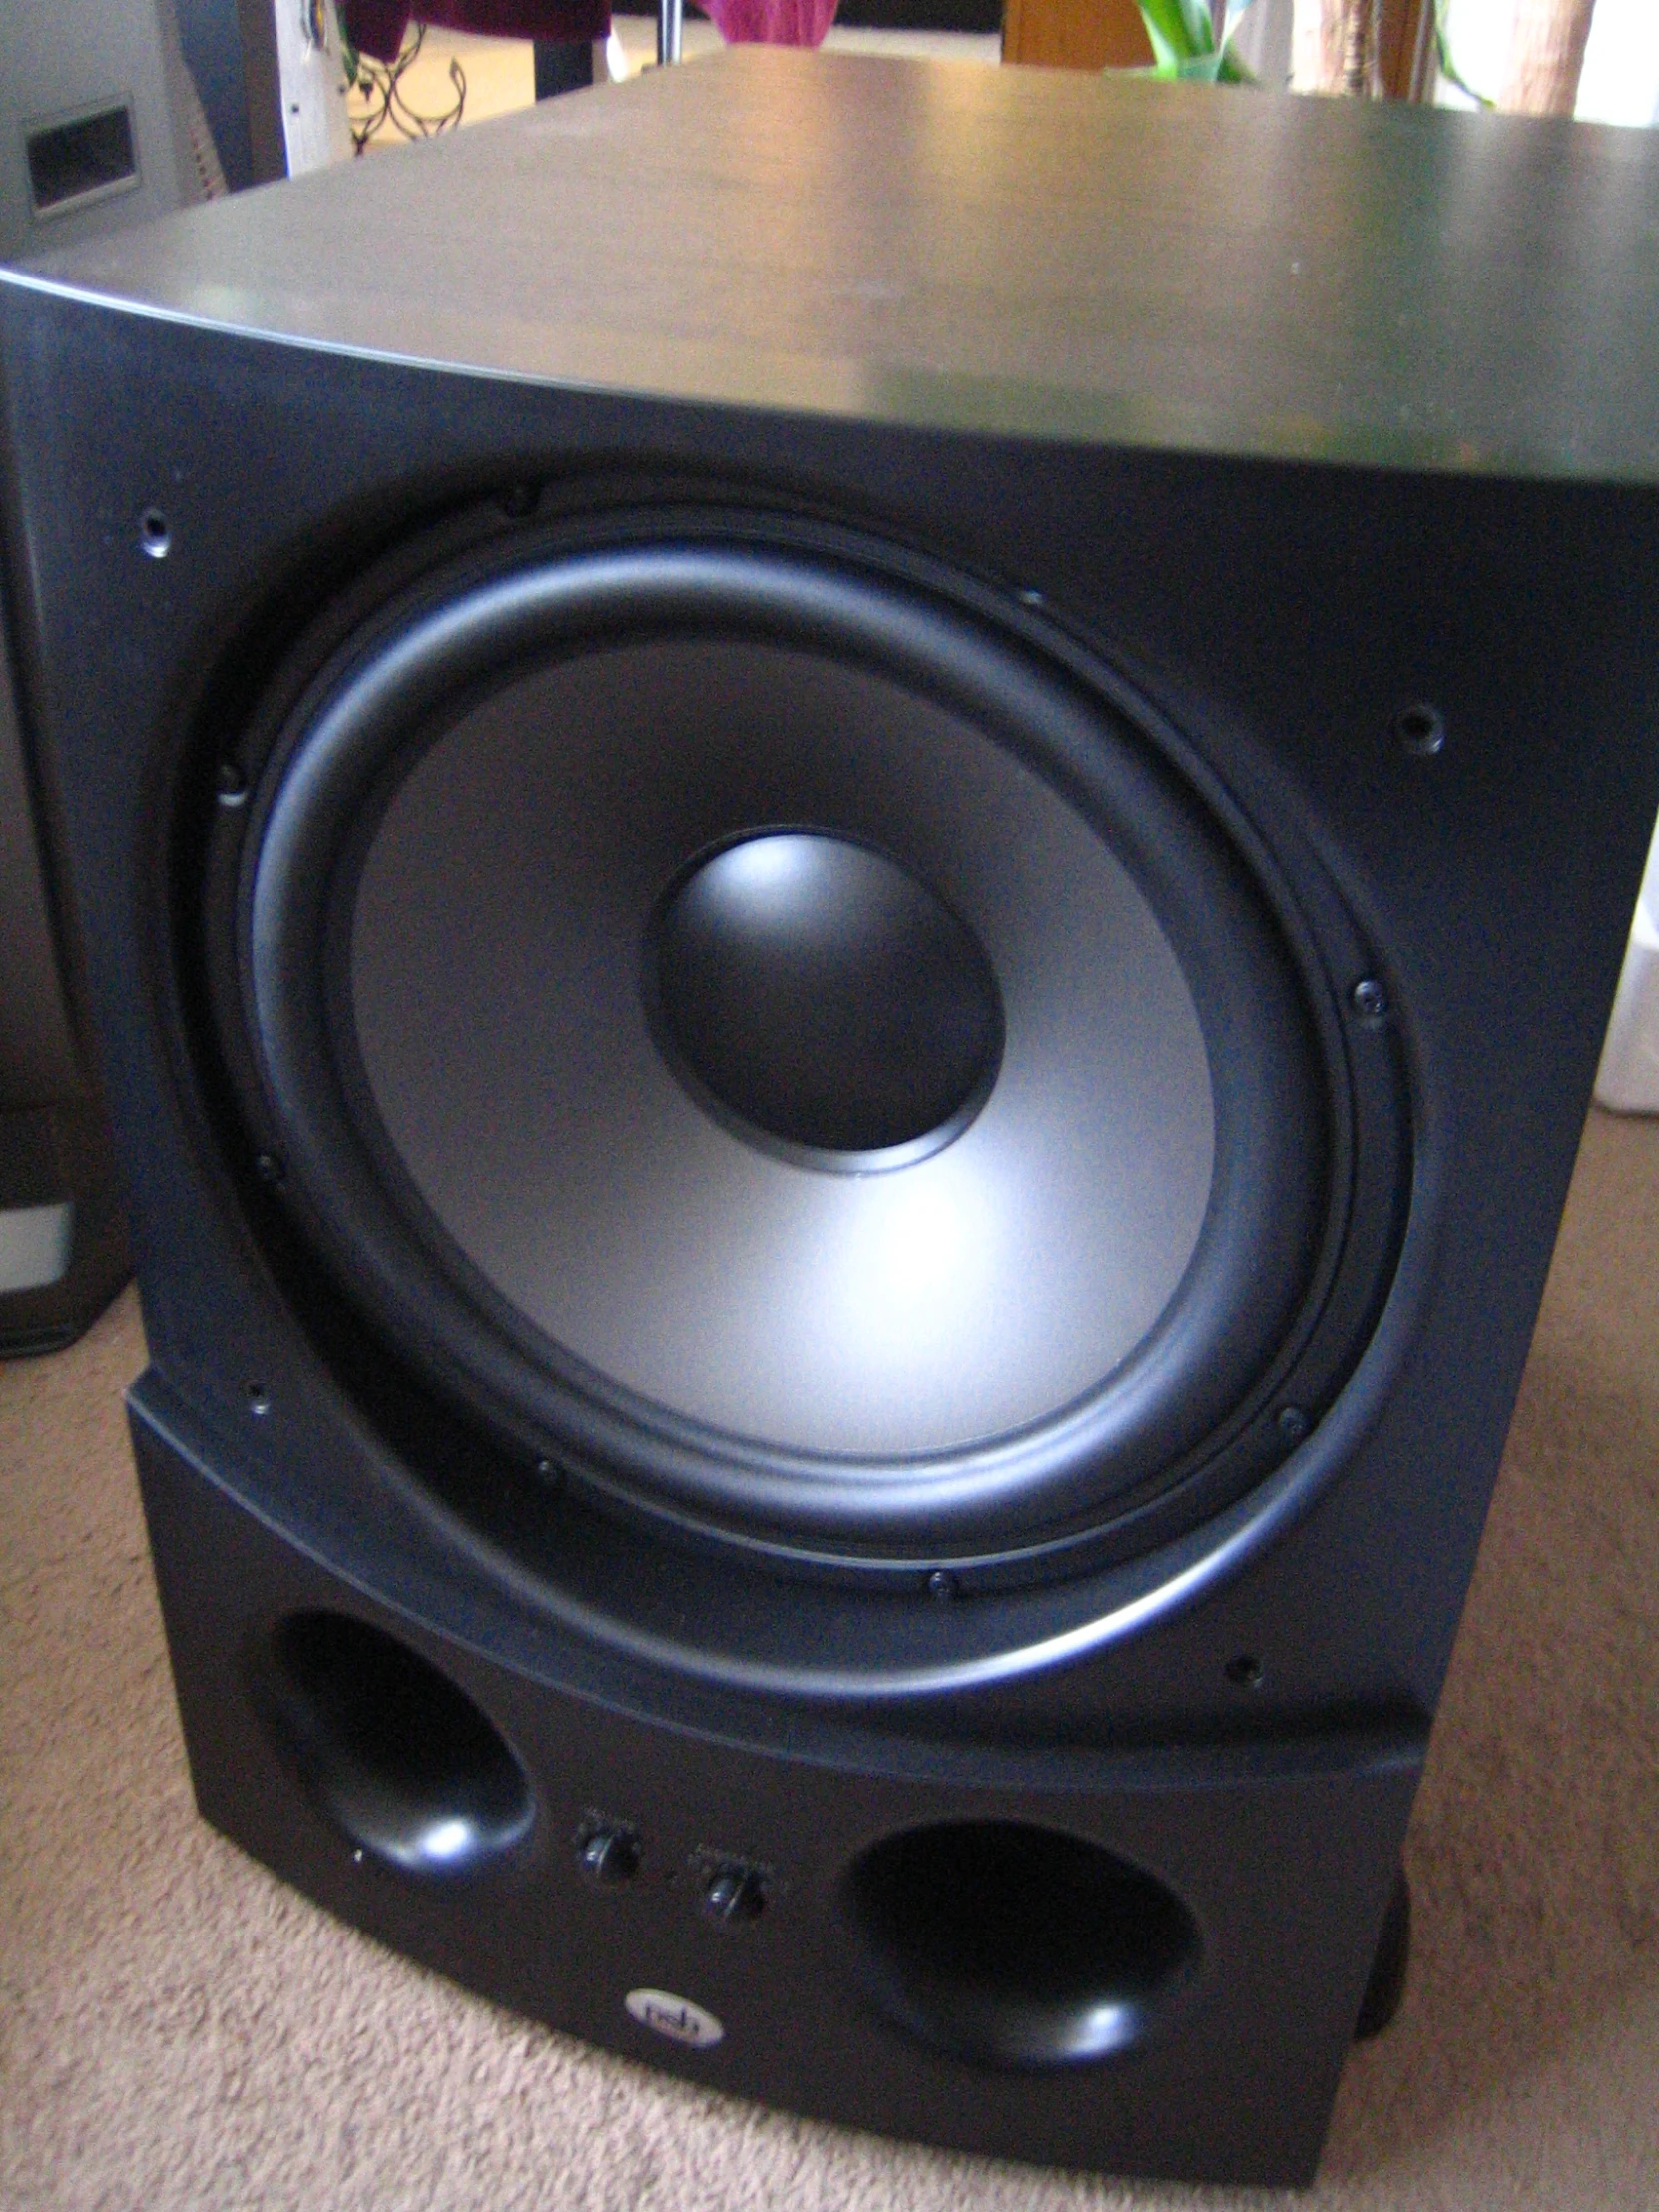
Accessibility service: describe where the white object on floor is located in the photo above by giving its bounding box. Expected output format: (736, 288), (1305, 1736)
(1595, 811), (1659, 1113)
(0, 1201), (72, 1295)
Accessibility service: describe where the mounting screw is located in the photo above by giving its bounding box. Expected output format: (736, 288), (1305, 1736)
(254, 1151), (284, 1187)
(1277, 1404), (1310, 1446)
(1393, 702), (1444, 758)
(139, 508), (171, 559)
(1351, 977), (1388, 1021)
(1225, 1653), (1264, 1690)
(700, 1863), (766, 1926)
(215, 762), (249, 808)
(247, 1382), (271, 1418)
(926, 1570), (957, 1604)
(578, 1825), (641, 1887)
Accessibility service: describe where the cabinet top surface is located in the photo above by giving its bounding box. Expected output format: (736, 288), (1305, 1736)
(8, 48), (1659, 480)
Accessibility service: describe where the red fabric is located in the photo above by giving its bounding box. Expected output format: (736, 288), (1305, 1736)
(341, 0), (609, 65)
(700, 0), (837, 41)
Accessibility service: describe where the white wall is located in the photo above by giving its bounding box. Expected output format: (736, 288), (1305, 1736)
(1435, 0), (1659, 124)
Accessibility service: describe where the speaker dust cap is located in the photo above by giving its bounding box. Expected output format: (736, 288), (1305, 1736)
(236, 531), (1334, 1574)
(649, 830), (1003, 1167)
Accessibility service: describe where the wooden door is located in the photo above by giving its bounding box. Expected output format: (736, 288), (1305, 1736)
(1002, 0), (1155, 70)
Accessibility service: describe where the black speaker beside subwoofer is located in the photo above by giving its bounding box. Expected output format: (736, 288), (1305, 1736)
(0, 586), (130, 1352)
(4, 50), (1657, 2184)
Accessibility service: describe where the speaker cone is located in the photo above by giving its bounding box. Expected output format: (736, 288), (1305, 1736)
(219, 516), (1360, 1580)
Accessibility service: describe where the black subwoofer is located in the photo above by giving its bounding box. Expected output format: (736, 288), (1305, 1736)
(5, 48), (1657, 2186)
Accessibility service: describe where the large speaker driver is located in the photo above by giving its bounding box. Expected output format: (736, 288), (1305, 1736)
(216, 517), (1388, 1587)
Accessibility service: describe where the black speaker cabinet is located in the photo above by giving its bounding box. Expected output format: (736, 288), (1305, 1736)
(4, 51), (1657, 2185)
(0, 582), (130, 1352)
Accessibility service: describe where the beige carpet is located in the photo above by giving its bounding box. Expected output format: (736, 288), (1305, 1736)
(3, 1109), (1656, 2210)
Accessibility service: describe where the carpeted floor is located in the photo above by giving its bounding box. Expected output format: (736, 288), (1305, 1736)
(2, 1108), (1656, 2211)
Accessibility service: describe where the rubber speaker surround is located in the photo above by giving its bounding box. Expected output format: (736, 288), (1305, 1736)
(202, 504), (1406, 1601)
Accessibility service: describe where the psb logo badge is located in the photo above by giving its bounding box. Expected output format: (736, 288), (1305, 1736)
(625, 1988), (726, 2049)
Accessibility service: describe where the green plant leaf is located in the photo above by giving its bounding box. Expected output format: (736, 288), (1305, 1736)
(1136, 0), (1216, 70)
(1134, 0), (1261, 83)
